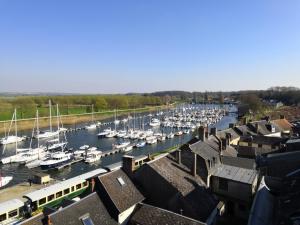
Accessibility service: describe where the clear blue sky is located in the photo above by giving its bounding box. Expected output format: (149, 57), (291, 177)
(0, 0), (300, 93)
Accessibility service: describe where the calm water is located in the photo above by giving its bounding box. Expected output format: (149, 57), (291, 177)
(0, 104), (237, 187)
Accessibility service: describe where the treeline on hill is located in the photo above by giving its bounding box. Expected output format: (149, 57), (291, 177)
(0, 95), (170, 120)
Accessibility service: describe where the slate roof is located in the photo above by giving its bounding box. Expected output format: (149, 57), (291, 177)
(211, 164), (257, 184)
(135, 154), (218, 222)
(129, 203), (205, 225)
(98, 169), (144, 213)
(189, 140), (219, 161)
(218, 128), (240, 140)
(48, 192), (117, 225)
(249, 120), (281, 136)
(239, 135), (283, 146)
(234, 125), (256, 136)
(221, 156), (256, 169)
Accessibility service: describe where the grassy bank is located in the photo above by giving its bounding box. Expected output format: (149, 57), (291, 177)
(0, 105), (172, 135)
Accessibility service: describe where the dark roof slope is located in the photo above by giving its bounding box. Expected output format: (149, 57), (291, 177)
(189, 140), (219, 160)
(134, 154), (218, 222)
(49, 192), (117, 225)
(239, 135), (284, 145)
(130, 203), (205, 225)
(218, 128), (240, 140)
(221, 156), (256, 169)
(98, 169), (144, 213)
(19, 214), (45, 225)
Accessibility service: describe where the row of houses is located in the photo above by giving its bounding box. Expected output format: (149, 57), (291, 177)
(19, 115), (299, 225)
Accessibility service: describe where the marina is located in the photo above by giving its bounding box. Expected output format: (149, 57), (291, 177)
(0, 104), (237, 188)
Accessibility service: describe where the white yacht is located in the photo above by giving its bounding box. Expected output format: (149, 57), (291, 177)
(149, 118), (161, 127)
(146, 136), (157, 145)
(106, 130), (117, 138)
(85, 104), (98, 130)
(167, 132), (175, 139)
(0, 136), (26, 145)
(85, 151), (102, 163)
(40, 152), (73, 170)
(97, 127), (112, 137)
(113, 141), (130, 149)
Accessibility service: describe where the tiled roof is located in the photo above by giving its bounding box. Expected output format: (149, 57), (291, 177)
(130, 203), (205, 225)
(234, 125), (256, 136)
(98, 169), (144, 213)
(49, 192), (117, 225)
(271, 119), (293, 131)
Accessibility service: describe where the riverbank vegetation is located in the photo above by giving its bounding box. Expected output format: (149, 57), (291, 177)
(0, 95), (171, 121)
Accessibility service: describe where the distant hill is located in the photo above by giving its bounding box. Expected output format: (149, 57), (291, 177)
(267, 86), (300, 92)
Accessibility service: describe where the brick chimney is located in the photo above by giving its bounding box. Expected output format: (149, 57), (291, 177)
(198, 126), (205, 141)
(122, 155), (135, 177)
(221, 138), (228, 150)
(191, 153), (197, 176)
(210, 127), (217, 136)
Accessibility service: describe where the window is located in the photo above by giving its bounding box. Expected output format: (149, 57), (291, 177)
(81, 216), (95, 225)
(83, 181), (88, 187)
(0, 213), (7, 222)
(76, 184), (82, 190)
(71, 186), (75, 192)
(8, 209), (18, 218)
(117, 177), (125, 186)
(56, 191), (63, 198)
(39, 197), (47, 206)
(219, 178), (228, 191)
(48, 194), (55, 202)
(64, 188), (70, 195)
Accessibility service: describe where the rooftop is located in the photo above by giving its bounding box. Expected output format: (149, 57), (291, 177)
(98, 169), (144, 213)
(130, 203), (205, 225)
(211, 164), (257, 184)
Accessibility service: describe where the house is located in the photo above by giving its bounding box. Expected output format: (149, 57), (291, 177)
(238, 135), (284, 154)
(271, 116), (293, 135)
(248, 120), (282, 137)
(209, 164), (258, 220)
(129, 203), (206, 225)
(96, 169), (145, 225)
(133, 153), (220, 224)
(217, 126), (240, 146)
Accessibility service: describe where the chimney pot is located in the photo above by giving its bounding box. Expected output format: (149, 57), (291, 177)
(229, 123), (235, 129)
(176, 150), (181, 164)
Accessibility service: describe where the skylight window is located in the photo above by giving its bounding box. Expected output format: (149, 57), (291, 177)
(81, 216), (95, 225)
(117, 177), (125, 186)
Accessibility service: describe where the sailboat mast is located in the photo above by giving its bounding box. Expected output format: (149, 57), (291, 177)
(14, 109), (17, 154)
(56, 104), (60, 142)
(49, 99), (52, 132)
(92, 104), (94, 123)
(37, 110), (40, 148)
(114, 109), (117, 131)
